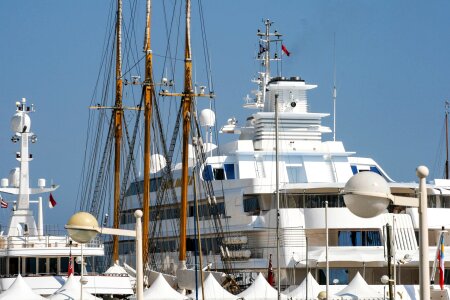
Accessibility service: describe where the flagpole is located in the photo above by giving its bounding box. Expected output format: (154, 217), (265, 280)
(38, 197), (43, 238)
(325, 200), (329, 300)
(432, 227), (447, 290)
(439, 231), (445, 290)
(275, 93), (281, 300)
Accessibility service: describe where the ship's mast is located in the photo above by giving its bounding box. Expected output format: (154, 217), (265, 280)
(446, 101), (449, 179)
(179, 0), (193, 270)
(3, 99), (58, 237)
(255, 20), (281, 109)
(112, 0), (123, 263)
(142, 0), (153, 267)
(257, 20), (272, 105)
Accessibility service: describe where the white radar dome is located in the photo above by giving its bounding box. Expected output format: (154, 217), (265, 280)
(343, 171), (391, 218)
(11, 113), (31, 133)
(199, 109), (215, 127)
(150, 154), (167, 174)
(8, 168), (20, 188)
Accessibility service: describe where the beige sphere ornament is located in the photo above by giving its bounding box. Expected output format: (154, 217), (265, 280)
(317, 291), (327, 300)
(66, 211), (100, 243)
(343, 171), (392, 218)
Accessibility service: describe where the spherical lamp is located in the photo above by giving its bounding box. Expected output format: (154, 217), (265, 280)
(343, 171), (392, 218)
(66, 211), (100, 243)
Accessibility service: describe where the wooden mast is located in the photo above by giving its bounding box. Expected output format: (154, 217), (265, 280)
(142, 0), (153, 267)
(112, 0), (123, 263)
(179, 0), (193, 269)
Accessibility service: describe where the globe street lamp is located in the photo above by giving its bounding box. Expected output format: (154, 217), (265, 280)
(380, 275), (390, 300)
(65, 210), (144, 300)
(343, 166), (429, 300)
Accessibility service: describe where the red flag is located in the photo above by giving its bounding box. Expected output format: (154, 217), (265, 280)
(49, 193), (57, 208)
(281, 44), (290, 56)
(0, 196), (8, 209)
(68, 256), (74, 276)
(68, 242), (74, 276)
(267, 254), (275, 286)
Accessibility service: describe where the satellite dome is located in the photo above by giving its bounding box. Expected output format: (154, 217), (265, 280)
(8, 168), (20, 188)
(199, 109), (215, 127)
(11, 112), (31, 133)
(150, 154), (167, 174)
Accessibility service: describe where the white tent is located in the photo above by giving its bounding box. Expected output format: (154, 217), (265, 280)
(104, 262), (130, 275)
(238, 272), (287, 300)
(137, 273), (187, 300)
(336, 272), (382, 299)
(0, 274), (46, 300)
(286, 272), (321, 300)
(48, 274), (101, 300)
(187, 273), (237, 300)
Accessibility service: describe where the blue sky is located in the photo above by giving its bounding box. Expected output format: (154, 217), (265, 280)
(0, 1), (449, 226)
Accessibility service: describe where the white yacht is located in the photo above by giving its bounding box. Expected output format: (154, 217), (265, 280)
(0, 98), (134, 297)
(117, 19), (450, 290)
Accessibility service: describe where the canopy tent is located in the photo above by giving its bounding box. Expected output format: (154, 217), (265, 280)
(48, 274), (101, 300)
(238, 272), (287, 300)
(336, 272), (382, 299)
(286, 272), (321, 299)
(0, 274), (46, 300)
(138, 273), (187, 300)
(187, 273), (237, 300)
(104, 262), (130, 275)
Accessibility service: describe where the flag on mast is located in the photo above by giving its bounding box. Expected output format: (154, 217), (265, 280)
(0, 195), (7, 209)
(49, 193), (57, 208)
(281, 44), (290, 56)
(267, 253), (275, 286)
(68, 246), (74, 277)
(439, 234), (445, 290)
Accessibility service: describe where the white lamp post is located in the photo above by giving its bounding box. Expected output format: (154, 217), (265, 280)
(381, 275), (389, 300)
(65, 210), (144, 300)
(343, 166), (429, 300)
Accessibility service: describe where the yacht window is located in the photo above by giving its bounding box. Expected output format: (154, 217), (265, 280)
(280, 194), (345, 208)
(243, 197), (260, 215)
(428, 195), (437, 208)
(286, 166), (302, 183)
(74, 260), (81, 275)
(188, 202), (226, 219)
(224, 164), (236, 179)
(351, 165), (358, 174)
(38, 258), (47, 274)
(203, 165), (213, 181)
(441, 196), (450, 208)
(214, 168), (225, 180)
(325, 269), (349, 285)
(0, 258), (6, 275)
(9, 257), (19, 275)
(60, 257), (69, 273)
(369, 166), (382, 175)
(49, 257), (57, 274)
(318, 269), (349, 285)
(338, 230), (381, 246)
(25, 257), (36, 274)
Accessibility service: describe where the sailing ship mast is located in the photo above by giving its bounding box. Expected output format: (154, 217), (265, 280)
(179, 0), (193, 270)
(112, 0), (123, 263)
(142, 0), (153, 268)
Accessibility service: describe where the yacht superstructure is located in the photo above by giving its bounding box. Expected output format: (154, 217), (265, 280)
(119, 20), (450, 289)
(0, 99), (134, 297)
